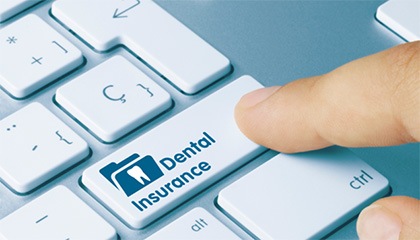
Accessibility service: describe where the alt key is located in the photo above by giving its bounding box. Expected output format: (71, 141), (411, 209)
(146, 208), (240, 240)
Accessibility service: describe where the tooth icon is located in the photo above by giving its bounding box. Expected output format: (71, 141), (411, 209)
(127, 165), (151, 185)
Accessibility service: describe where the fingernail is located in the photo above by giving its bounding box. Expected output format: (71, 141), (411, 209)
(357, 204), (402, 240)
(238, 86), (281, 108)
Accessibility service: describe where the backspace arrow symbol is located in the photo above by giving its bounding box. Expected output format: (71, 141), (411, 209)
(113, 0), (141, 19)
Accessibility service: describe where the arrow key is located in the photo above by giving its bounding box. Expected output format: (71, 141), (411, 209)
(52, 0), (231, 94)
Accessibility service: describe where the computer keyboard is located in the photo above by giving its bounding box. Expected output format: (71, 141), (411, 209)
(0, 0), (416, 239)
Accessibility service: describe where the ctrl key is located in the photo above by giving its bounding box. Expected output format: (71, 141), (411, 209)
(217, 147), (390, 239)
(147, 208), (240, 240)
(0, 186), (117, 240)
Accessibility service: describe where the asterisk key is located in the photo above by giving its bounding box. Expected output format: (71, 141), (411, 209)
(6, 36), (17, 44)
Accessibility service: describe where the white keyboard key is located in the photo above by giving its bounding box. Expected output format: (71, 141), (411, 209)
(0, 186), (117, 240)
(0, 0), (42, 23)
(0, 14), (83, 98)
(218, 147), (390, 239)
(82, 76), (265, 229)
(0, 103), (89, 193)
(52, 0), (231, 94)
(147, 208), (240, 240)
(56, 56), (172, 143)
(376, 0), (420, 41)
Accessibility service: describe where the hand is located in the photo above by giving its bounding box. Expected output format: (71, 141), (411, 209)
(235, 41), (420, 239)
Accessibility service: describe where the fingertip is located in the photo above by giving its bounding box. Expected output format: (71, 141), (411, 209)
(234, 79), (332, 153)
(357, 204), (402, 240)
(236, 86), (282, 109)
(357, 196), (420, 240)
(234, 86), (281, 148)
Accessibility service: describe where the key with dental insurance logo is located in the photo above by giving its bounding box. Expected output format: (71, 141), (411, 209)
(82, 76), (266, 229)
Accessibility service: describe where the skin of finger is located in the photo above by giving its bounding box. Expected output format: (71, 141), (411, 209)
(235, 42), (420, 153)
(235, 76), (332, 153)
(387, 41), (420, 143)
(357, 196), (420, 239)
(319, 41), (420, 146)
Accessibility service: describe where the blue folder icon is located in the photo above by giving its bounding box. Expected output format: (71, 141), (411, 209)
(100, 154), (164, 197)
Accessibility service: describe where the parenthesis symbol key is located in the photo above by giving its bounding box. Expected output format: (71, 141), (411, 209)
(56, 131), (73, 145)
(137, 84), (154, 97)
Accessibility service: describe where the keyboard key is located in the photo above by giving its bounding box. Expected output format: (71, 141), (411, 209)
(0, 186), (117, 240)
(376, 0), (420, 41)
(0, 103), (89, 193)
(0, 0), (42, 23)
(217, 147), (390, 239)
(147, 208), (240, 240)
(82, 75), (265, 229)
(56, 56), (172, 143)
(0, 14), (83, 98)
(52, 0), (231, 94)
